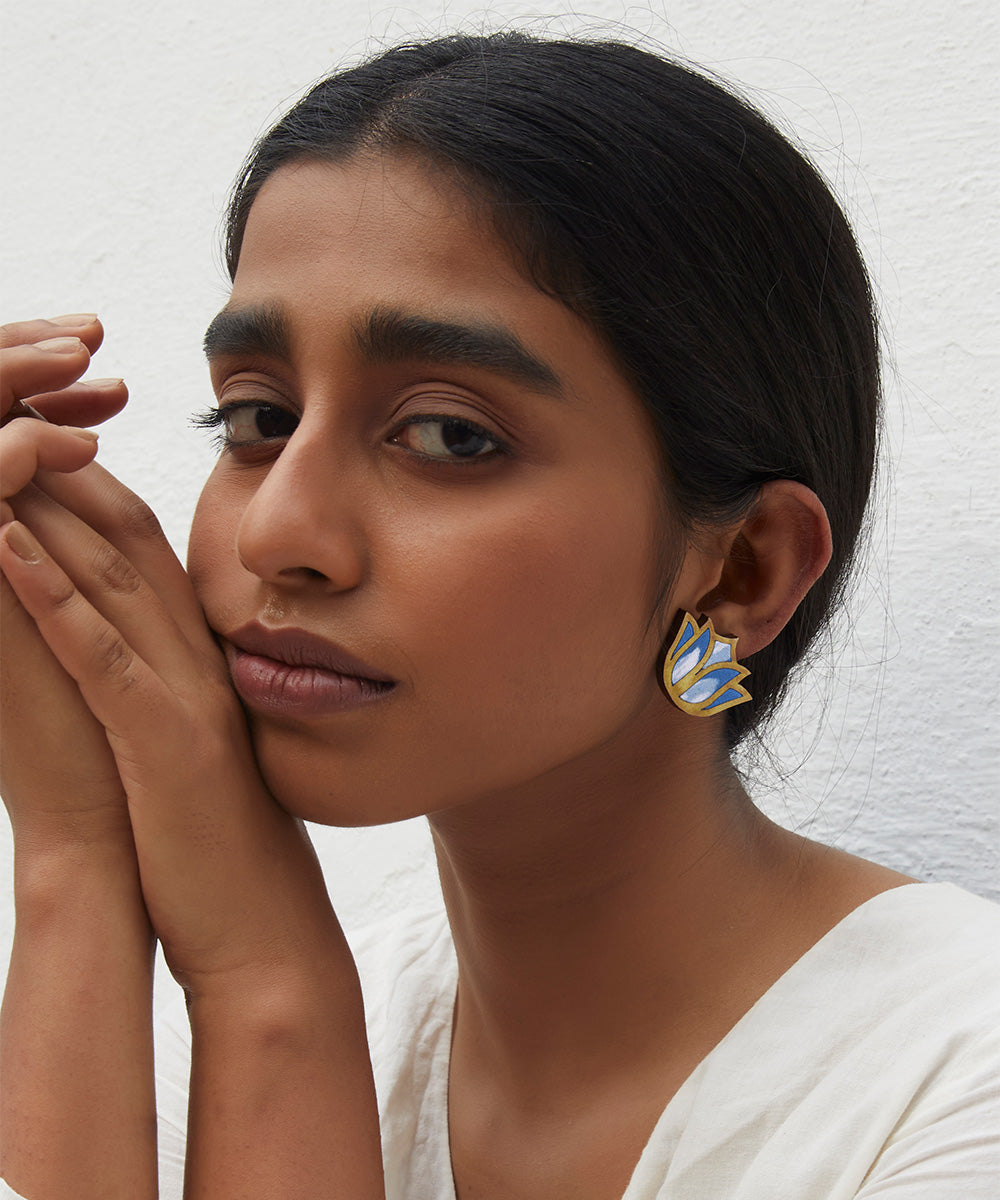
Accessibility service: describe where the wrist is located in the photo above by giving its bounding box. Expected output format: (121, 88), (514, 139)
(180, 915), (359, 1012)
(7, 796), (132, 860)
(1, 814), (157, 1200)
(11, 827), (150, 940)
(182, 951), (383, 1200)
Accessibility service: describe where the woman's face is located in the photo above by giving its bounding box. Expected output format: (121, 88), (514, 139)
(188, 153), (687, 825)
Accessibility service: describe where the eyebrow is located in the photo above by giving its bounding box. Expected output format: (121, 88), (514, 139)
(204, 302), (564, 397)
(203, 304), (290, 362)
(355, 306), (564, 396)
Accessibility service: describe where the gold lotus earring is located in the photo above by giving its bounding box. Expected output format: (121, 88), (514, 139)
(662, 612), (752, 716)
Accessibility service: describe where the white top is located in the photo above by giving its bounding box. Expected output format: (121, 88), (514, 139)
(3, 882), (999, 1198)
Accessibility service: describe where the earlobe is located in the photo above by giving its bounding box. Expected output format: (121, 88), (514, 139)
(696, 480), (832, 658)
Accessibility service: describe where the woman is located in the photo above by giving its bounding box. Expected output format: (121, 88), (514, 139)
(1, 32), (997, 1200)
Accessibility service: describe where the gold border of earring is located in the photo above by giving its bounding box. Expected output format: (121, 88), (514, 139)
(662, 612), (751, 716)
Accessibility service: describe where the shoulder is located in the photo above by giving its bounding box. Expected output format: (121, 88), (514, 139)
(837, 884), (1000, 1199)
(650, 886), (1000, 1197)
(781, 882), (1000, 1054)
(719, 883), (999, 1130)
(861, 878), (1000, 937)
(778, 883), (1000, 1170)
(825, 881), (1000, 998)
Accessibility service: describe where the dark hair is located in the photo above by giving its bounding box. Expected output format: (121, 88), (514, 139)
(223, 32), (880, 749)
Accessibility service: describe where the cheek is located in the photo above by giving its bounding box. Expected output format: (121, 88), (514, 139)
(386, 480), (667, 761)
(183, 459), (672, 821)
(186, 470), (240, 615)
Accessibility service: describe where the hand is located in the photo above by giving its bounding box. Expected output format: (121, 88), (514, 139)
(0, 318), (383, 1197)
(0, 317), (160, 1200)
(0, 409), (338, 994)
(0, 314), (126, 432)
(0, 316), (130, 846)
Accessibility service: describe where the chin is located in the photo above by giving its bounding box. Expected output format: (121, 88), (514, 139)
(249, 721), (432, 828)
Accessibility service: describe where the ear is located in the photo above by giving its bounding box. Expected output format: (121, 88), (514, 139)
(692, 481), (832, 657)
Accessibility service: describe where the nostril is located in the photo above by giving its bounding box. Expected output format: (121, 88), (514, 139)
(274, 564), (331, 582)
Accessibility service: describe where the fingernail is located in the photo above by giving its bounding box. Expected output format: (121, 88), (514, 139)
(35, 337), (84, 354)
(82, 377), (123, 389)
(61, 426), (99, 442)
(3, 522), (44, 564)
(48, 312), (97, 327)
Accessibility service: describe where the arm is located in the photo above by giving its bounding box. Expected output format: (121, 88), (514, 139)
(1, 832), (156, 1199)
(0, 328), (385, 1197)
(184, 925), (383, 1198)
(0, 317), (157, 1198)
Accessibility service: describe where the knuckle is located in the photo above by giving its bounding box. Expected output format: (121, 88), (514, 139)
(0, 321), (28, 349)
(1, 414), (38, 450)
(45, 568), (79, 612)
(1, 420), (48, 483)
(89, 622), (137, 686)
(114, 492), (163, 543)
(91, 540), (143, 596)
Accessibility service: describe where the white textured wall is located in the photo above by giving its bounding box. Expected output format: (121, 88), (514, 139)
(2, 0), (997, 995)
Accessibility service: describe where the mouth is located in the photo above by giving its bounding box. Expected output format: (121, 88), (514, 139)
(222, 622), (397, 717)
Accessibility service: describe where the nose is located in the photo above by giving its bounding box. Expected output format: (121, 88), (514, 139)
(234, 424), (368, 592)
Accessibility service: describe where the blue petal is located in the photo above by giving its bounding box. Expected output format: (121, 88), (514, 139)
(671, 627), (711, 685)
(680, 666), (741, 704)
(706, 638), (734, 667)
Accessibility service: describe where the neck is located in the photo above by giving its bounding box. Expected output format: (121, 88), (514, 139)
(429, 709), (803, 1096)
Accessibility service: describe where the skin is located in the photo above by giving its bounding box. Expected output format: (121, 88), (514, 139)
(195, 152), (912, 1196)
(190, 152), (684, 823)
(0, 153), (912, 1199)
(0, 325), (385, 1198)
(0, 323), (157, 1199)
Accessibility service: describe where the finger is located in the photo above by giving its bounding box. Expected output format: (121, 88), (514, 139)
(19, 464), (217, 655)
(0, 314), (102, 352)
(0, 521), (183, 739)
(0, 505), (220, 690)
(0, 315), (122, 424)
(0, 337), (92, 410)
(0, 569), (124, 818)
(0, 521), (192, 854)
(0, 518), (278, 883)
(0, 422), (99, 523)
(0, 519), (238, 875)
(25, 377), (128, 426)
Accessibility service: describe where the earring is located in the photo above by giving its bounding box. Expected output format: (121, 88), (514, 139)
(662, 613), (751, 716)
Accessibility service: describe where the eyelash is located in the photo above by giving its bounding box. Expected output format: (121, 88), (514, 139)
(192, 402), (296, 454)
(192, 401), (510, 467)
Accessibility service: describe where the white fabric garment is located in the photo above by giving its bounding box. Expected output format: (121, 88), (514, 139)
(3, 882), (999, 1198)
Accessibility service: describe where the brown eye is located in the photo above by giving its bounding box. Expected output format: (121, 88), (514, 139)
(395, 416), (501, 460)
(220, 402), (298, 445)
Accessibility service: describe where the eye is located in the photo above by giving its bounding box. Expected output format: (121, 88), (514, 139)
(193, 401), (298, 450)
(391, 415), (505, 462)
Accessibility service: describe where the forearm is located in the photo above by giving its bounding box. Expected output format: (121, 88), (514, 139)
(0, 835), (157, 1200)
(184, 947), (384, 1200)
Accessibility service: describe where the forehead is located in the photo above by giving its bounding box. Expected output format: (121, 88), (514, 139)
(230, 153), (630, 399)
(236, 153), (526, 317)
(243, 151), (497, 264)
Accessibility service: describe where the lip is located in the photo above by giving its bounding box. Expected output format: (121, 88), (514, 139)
(223, 622), (397, 717)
